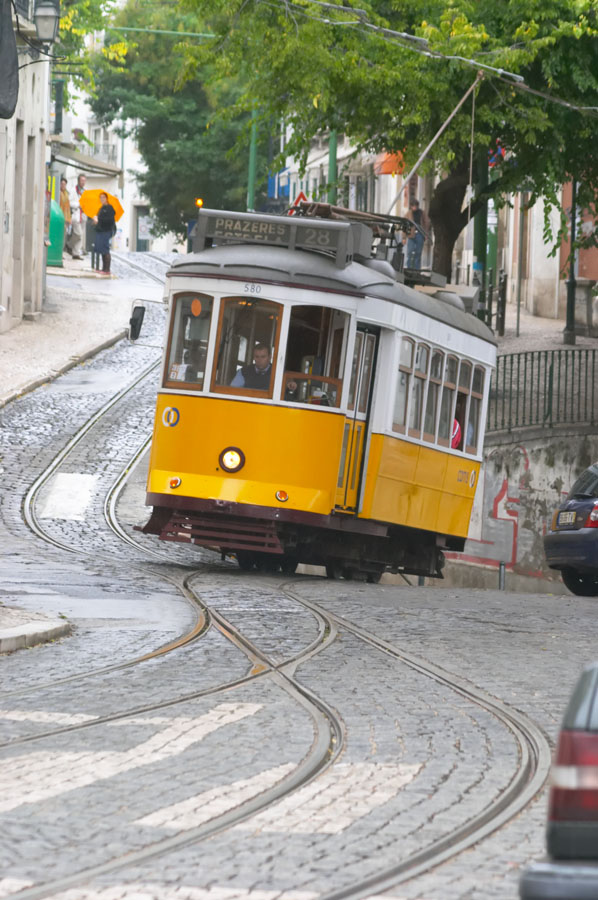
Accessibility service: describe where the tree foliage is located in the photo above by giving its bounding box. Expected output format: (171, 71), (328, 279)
(183, 0), (598, 274)
(87, 1), (267, 236)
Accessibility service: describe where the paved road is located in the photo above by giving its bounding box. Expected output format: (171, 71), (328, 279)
(1, 256), (594, 900)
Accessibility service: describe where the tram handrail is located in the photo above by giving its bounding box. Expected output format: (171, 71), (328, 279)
(487, 348), (598, 432)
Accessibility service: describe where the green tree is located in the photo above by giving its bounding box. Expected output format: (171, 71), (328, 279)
(88, 2), (267, 236)
(187, 0), (598, 276)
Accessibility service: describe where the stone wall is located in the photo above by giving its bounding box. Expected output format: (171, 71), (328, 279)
(447, 426), (598, 589)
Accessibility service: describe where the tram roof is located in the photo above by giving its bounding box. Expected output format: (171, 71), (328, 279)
(168, 244), (496, 345)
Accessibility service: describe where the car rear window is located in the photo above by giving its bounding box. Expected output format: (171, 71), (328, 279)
(568, 464), (598, 500)
(562, 666), (598, 730)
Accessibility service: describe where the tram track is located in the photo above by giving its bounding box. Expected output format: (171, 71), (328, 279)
(5, 321), (349, 899)
(4, 252), (551, 899)
(280, 581), (552, 899)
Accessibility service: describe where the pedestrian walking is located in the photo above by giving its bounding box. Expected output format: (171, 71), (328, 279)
(404, 199), (431, 270)
(92, 192), (116, 276)
(59, 177), (71, 253)
(66, 173), (87, 259)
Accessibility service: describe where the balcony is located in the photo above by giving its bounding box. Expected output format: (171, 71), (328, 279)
(93, 143), (118, 165)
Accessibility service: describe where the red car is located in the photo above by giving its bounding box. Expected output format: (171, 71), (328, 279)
(520, 662), (598, 898)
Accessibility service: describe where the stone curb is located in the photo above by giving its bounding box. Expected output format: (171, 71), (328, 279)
(0, 619), (72, 654)
(0, 330), (128, 411)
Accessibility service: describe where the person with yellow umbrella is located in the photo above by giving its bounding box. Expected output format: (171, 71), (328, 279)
(79, 189), (124, 276)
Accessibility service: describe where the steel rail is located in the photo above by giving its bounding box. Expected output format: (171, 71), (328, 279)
(282, 583), (552, 899)
(7, 583), (345, 900)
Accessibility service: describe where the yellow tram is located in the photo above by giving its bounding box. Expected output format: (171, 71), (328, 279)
(140, 205), (496, 580)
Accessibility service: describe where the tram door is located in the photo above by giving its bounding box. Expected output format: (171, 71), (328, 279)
(335, 326), (378, 511)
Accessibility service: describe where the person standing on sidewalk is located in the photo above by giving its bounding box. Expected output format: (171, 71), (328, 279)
(404, 199), (431, 270)
(59, 177), (72, 254)
(66, 173), (87, 259)
(92, 192), (116, 275)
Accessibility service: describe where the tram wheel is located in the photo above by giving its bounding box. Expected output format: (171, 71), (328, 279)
(366, 570), (383, 584)
(280, 556), (298, 575)
(255, 554), (281, 573)
(236, 551), (257, 571)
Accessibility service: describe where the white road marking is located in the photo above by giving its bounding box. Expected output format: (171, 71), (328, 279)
(0, 880), (34, 898)
(0, 703), (261, 813)
(38, 473), (100, 521)
(235, 762), (422, 834)
(136, 763), (295, 829)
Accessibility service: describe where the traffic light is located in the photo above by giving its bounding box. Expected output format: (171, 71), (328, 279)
(195, 197), (204, 209)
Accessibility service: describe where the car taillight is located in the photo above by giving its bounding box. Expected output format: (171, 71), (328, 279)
(549, 730), (598, 821)
(584, 503), (598, 528)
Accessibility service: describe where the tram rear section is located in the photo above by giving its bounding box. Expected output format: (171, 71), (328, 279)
(140, 206), (496, 581)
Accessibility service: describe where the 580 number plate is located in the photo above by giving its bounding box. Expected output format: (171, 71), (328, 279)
(557, 510), (576, 526)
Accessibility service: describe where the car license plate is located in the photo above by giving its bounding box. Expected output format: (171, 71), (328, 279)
(558, 510), (576, 526)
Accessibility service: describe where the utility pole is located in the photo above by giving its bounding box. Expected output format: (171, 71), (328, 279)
(247, 109), (258, 212)
(327, 130), (338, 204)
(564, 179), (577, 345)
(472, 149), (487, 288)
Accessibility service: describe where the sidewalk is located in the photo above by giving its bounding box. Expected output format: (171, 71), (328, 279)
(1, 256), (596, 653)
(0, 251), (164, 653)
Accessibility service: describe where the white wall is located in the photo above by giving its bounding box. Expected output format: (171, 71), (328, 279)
(0, 51), (49, 332)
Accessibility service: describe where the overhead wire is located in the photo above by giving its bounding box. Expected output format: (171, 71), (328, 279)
(261, 0), (598, 119)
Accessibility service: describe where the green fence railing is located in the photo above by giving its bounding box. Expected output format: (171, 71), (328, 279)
(488, 349), (598, 432)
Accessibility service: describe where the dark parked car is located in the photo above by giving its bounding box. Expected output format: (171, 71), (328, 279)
(544, 463), (598, 596)
(520, 662), (598, 899)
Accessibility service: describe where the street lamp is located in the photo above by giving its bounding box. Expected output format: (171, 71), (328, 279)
(33, 0), (60, 44)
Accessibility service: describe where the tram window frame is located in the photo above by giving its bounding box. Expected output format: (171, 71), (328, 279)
(437, 355), (458, 447)
(280, 304), (348, 410)
(466, 366), (485, 454)
(211, 296), (282, 399)
(423, 349), (444, 443)
(408, 343), (430, 439)
(163, 292), (214, 391)
(392, 337), (414, 434)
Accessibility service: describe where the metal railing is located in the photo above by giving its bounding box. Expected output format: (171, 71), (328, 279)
(453, 263), (507, 335)
(488, 349), (598, 432)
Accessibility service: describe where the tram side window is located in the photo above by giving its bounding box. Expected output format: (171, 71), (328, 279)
(438, 356), (458, 446)
(453, 362), (472, 452)
(467, 366), (485, 453)
(164, 293), (213, 389)
(423, 350), (444, 442)
(212, 297), (281, 397)
(408, 344), (429, 438)
(392, 338), (414, 433)
(281, 306), (348, 408)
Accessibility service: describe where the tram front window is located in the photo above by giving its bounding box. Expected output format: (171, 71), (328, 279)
(164, 293), (213, 389)
(213, 297), (281, 397)
(281, 305), (348, 408)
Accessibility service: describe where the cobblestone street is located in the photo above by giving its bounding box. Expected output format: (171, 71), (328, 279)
(0, 259), (594, 900)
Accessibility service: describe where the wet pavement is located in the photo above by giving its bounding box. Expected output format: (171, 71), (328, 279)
(0, 255), (596, 898)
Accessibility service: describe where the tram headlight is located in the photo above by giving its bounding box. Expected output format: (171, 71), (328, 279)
(219, 447), (245, 473)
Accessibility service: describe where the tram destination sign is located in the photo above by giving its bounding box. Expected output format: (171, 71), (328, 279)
(193, 209), (372, 268)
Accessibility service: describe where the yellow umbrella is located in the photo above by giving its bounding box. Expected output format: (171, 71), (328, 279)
(79, 189), (124, 221)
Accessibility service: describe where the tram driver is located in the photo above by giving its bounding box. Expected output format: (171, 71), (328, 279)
(231, 343), (274, 390)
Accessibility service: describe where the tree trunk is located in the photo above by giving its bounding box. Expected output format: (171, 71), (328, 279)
(428, 161), (471, 280)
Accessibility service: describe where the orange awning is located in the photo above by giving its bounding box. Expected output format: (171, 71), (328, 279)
(374, 151), (405, 175)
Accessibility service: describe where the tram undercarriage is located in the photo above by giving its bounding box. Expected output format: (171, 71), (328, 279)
(141, 500), (458, 581)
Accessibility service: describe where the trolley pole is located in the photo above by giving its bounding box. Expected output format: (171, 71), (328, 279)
(247, 109), (258, 212)
(564, 178), (577, 346)
(327, 130), (338, 204)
